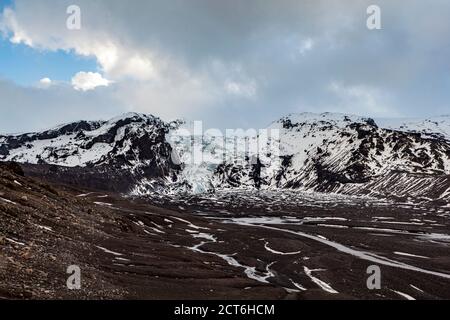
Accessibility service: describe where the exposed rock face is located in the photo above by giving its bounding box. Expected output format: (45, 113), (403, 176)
(1, 112), (449, 201)
(2, 114), (450, 300)
(0, 113), (181, 192)
(203, 113), (450, 200)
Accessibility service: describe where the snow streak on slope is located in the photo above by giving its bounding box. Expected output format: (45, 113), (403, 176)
(205, 112), (450, 194)
(1, 112), (449, 198)
(377, 115), (450, 141)
(133, 120), (281, 194)
(0, 113), (180, 178)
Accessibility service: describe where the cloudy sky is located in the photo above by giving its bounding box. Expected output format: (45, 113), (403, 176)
(1, 0), (450, 133)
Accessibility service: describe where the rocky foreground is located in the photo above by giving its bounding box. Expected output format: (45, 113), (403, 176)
(0, 162), (283, 299)
(1, 162), (450, 300)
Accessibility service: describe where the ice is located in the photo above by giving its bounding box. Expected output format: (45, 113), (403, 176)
(35, 224), (53, 232)
(418, 233), (450, 243)
(230, 221), (450, 280)
(115, 257), (130, 262)
(93, 202), (113, 206)
(394, 252), (429, 259)
(0, 197), (17, 205)
(391, 289), (415, 300)
(226, 216), (347, 226)
(96, 246), (123, 256)
(76, 192), (93, 197)
(303, 267), (338, 294)
(316, 224), (349, 229)
(193, 233), (217, 242)
(290, 280), (307, 291)
(263, 241), (301, 255)
(186, 225), (276, 284)
(377, 115), (450, 141)
(5, 238), (25, 246)
(2, 111), (450, 198)
(171, 216), (209, 230)
(410, 285), (424, 293)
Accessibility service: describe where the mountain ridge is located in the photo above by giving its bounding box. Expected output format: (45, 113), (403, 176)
(1, 112), (449, 201)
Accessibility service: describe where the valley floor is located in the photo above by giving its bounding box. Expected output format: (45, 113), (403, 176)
(1, 166), (450, 299)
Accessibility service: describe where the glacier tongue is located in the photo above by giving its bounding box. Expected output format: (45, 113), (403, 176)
(161, 112), (450, 196)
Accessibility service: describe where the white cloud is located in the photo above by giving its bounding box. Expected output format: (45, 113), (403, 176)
(0, 79), (124, 134)
(328, 82), (394, 117)
(299, 38), (314, 55)
(38, 77), (52, 87)
(71, 72), (111, 91)
(40, 77), (51, 84)
(0, 5), (157, 82)
(109, 54), (156, 81)
(225, 80), (257, 98)
(0, 8), (33, 46)
(1, 0), (450, 130)
(72, 42), (157, 81)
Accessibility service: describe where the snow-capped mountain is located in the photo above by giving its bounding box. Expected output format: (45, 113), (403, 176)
(0, 113), (181, 191)
(0, 112), (449, 200)
(377, 115), (450, 142)
(173, 112), (449, 198)
(269, 113), (450, 201)
(268, 113), (450, 187)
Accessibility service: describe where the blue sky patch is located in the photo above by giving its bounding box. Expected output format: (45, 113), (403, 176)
(0, 37), (98, 86)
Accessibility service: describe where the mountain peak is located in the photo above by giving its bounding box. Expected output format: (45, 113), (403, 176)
(1, 112), (449, 197)
(270, 112), (378, 130)
(107, 112), (156, 123)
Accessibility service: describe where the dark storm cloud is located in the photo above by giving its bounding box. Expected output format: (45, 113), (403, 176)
(1, 0), (449, 132)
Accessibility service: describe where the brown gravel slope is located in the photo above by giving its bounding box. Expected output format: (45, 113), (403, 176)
(0, 163), (286, 300)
